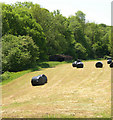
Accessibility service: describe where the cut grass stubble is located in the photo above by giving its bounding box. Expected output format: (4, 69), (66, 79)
(2, 60), (111, 118)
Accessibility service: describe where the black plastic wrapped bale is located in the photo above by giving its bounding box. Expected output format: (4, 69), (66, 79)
(72, 61), (77, 67)
(110, 62), (113, 68)
(107, 58), (112, 64)
(107, 59), (112, 64)
(31, 74), (47, 86)
(95, 61), (103, 68)
(76, 62), (84, 68)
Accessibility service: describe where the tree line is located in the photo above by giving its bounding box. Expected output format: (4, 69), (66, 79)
(2, 2), (112, 72)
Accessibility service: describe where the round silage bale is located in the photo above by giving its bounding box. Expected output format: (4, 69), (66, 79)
(95, 61), (103, 68)
(72, 61), (77, 67)
(110, 62), (113, 68)
(107, 58), (112, 64)
(31, 74), (47, 86)
(76, 62), (84, 68)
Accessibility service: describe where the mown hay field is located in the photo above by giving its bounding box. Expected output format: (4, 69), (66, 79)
(2, 60), (111, 118)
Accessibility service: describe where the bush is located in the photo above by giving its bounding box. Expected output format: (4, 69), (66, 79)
(2, 34), (39, 72)
(1, 71), (11, 81)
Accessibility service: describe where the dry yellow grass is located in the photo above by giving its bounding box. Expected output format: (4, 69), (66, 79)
(2, 60), (111, 118)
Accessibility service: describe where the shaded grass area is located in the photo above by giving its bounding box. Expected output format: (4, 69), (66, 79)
(1, 61), (67, 85)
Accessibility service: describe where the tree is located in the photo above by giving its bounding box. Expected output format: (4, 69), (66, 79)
(74, 43), (88, 59)
(75, 10), (86, 33)
(75, 10), (86, 23)
(31, 6), (74, 56)
(2, 2), (111, 61)
(2, 2), (47, 60)
(85, 22), (110, 58)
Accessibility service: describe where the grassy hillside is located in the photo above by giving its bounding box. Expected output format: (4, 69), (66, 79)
(2, 61), (67, 85)
(2, 60), (111, 118)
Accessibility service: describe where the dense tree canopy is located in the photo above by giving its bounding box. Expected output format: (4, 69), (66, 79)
(2, 2), (112, 72)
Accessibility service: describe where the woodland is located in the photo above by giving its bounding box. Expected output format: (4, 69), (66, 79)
(2, 2), (112, 72)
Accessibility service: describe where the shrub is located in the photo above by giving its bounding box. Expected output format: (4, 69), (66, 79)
(2, 34), (39, 72)
(1, 71), (11, 81)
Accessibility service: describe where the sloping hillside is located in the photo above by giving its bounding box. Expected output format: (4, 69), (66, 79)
(2, 60), (111, 118)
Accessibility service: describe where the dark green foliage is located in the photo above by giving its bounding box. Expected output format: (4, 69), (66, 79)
(2, 34), (39, 72)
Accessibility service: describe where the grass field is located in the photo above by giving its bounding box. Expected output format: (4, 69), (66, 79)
(2, 60), (111, 118)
